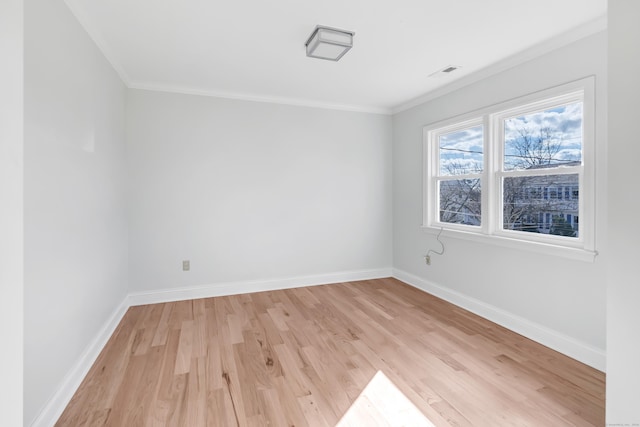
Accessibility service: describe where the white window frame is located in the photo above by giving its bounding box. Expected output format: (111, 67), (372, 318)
(423, 77), (596, 262)
(425, 117), (486, 233)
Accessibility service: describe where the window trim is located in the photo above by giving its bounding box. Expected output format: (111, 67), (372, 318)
(422, 77), (597, 262)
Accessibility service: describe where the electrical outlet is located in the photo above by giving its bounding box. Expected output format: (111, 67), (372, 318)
(182, 260), (190, 271)
(425, 255), (431, 265)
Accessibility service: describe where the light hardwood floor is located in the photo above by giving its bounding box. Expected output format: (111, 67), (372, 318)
(56, 278), (605, 426)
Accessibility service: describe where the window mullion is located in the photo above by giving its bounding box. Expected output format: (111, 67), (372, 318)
(484, 114), (495, 235)
(422, 76), (594, 258)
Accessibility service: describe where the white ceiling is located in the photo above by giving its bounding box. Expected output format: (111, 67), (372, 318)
(64, 0), (606, 114)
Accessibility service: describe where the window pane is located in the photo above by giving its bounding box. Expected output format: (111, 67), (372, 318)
(439, 179), (481, 225)
(503, 174), (579, 237)
(439, 125), (483, 176)
(503, 102), (582, 171)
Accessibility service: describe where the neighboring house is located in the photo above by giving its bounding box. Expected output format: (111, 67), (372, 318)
(440, 162), (580, 237)
(506, 173), (579, 236)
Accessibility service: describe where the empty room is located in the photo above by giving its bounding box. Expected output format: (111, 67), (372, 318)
(3, 0), (639, 426)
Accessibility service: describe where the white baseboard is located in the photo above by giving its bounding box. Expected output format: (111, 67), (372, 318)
(127, 268), (394, 306)
(30, 299), (129, 427)
(33, 266), (603, 427)
(392, 268), (606, 372)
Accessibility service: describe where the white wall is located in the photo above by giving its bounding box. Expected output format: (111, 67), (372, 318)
(392, 32), (608, 368)
(126, 90), (392, 293)
(0, 0), (24, 424)
(607, 2), (640, 424)
(23, 0), (129, 424)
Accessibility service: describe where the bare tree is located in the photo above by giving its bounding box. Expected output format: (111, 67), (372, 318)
(439, 161), (482, 225)
(439, 178), (481, 225)
(438, 126), (578, 236)
(502, 125), (578, 234)
(503, 176), (539, 231)
(506, 126), (563, 170)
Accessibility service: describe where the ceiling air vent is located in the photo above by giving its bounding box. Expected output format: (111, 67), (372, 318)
(428, 65), (461, 78)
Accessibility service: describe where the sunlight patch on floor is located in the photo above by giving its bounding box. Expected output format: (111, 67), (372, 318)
(336, 371), (436, 427)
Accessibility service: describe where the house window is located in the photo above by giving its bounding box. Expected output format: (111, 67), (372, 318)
(572, 186), (579, 199)
(423, 78), (596, 259)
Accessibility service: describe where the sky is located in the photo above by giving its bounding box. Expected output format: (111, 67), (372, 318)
(439, 125), (483, 175)
(503, 101), (583, 170)
(438, 101), (583, 175)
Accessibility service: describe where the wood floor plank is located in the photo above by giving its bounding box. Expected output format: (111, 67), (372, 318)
(151, 303), (173, 347)
(154, 328), (181, 402)
(184, 356), (207, 427)
(56, 278), (605, 426)
(192, 299), (208, 359)
(218, 317), (249, 427)
(174, 320), (194, 375)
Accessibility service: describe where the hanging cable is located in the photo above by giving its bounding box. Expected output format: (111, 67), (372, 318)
(424, 227), (445, 265)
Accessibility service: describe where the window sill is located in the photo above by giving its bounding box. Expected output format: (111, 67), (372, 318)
(421, 226), (597, 263)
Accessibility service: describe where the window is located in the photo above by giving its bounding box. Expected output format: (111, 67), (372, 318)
(423, 78), (595, 260)
(433, 121), (484, 226)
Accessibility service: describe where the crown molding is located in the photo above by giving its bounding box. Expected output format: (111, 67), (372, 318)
(63, 0), (604, 117)
(63, 0), (132, 85)
(128, 81), (392, 115)
(392, 14), (608, 114)
(63, 0), (391, 115)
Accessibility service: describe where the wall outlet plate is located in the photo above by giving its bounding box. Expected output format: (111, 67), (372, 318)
(182, 260), (190, 271)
